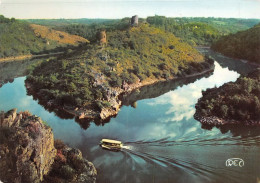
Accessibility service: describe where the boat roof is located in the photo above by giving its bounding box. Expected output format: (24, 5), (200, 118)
(101, 139), (122, 144)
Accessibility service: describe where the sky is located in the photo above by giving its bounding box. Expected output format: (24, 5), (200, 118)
(0, 0), (260, 19)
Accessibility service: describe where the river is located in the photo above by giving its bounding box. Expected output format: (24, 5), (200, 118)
(0, 49), (259, 183)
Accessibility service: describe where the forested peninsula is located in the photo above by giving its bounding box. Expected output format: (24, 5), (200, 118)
(195, 69), (260, 126)
(26, 23), (214, 121)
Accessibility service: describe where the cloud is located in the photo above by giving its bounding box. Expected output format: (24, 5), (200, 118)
(147, 62), (239, 123)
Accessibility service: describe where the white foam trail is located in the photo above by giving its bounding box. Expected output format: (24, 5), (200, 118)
(122, 145), (131, 150)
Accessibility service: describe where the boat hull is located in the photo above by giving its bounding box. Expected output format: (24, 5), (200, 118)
(100, 144), (122, 151)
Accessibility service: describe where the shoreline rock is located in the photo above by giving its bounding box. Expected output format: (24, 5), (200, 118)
(0, 109), (97, 183)
(194, 113), (260, 127)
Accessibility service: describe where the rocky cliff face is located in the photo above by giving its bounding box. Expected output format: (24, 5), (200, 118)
(0, 109), (97, 183)
(0, 109), (56, 183)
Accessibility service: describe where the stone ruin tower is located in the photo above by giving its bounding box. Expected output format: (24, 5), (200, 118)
(98, 30), (107, 45)
(131, 15), (138, 26)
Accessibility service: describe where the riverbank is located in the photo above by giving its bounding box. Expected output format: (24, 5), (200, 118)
(0, 52), (64, 63)
(0, 55), (33, 62)
(198, 47), (260, 68)
(238, 59), (260, 68)
(194, 114), (260, 127)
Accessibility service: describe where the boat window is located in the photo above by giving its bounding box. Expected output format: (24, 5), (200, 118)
(102, 142), (121, 146)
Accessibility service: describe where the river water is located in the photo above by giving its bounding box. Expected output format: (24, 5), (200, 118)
(0, 50), (260, 183)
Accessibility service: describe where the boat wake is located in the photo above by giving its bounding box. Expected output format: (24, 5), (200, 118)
(121, 145), (131, 150)
(112, 135), (260, 183)
(122, 134), (260, 147)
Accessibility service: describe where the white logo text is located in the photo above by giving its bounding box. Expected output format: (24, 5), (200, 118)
(226, 158), (244, 167)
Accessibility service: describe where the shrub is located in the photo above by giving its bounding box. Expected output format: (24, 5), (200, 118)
(220, 105), (229, 117)
(108, 72), (121, 87)
(19, 110), (32, 119)
(42, 120), (50, 128)
(59, 165), (75, 180)
(97, 101), (111, 109)
(120, 72), (131, 82)
(55, 149), (67, 164)
(54, 139), (66, 150)
(69, 155), (85, 171)
(158, 63), (168, 70)
(129, 73), (139, 84)
(75, 97), (83, 106)
(153, 71), (161, 78)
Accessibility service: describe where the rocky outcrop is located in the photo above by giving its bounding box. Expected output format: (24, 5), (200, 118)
(44, 140), (97, 183)
(0, 109), (97, 183)
(0, 109), (56, 183)
(98, 31), (107, 45)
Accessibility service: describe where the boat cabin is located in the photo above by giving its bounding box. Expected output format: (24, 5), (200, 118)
(100, 139), (123, 150)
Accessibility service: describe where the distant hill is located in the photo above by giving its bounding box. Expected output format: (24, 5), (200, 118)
(47, 17), (138, 42)
(30, 24), (89, 45)
(211, 23), (260, 63)
(25, 18), (118, 27)
(146, 16), (260, 46)
(34, 16), (260, 46)
(0, 15), (89, 58)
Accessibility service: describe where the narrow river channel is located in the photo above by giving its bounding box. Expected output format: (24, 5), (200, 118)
(0, 49), (259, 183)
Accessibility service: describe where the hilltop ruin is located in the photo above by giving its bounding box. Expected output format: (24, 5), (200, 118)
(131, 15), (138, 26)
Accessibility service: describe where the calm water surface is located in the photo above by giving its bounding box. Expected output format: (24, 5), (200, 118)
(0, 50), (260, 183)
